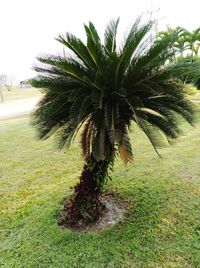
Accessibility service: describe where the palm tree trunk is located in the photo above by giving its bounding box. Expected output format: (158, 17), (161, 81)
(71, 156), (112, 222)
(191, 42), (194, 58)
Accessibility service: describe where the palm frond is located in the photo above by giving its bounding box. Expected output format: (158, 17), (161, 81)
(81, 116), (95, 160)
(84, 22), (105, 72)
(56, 33), (97, 70)
(116, 20), (152, 86)
(119, 130), (133, 165)
(104, 17), (120, 53)
(92, 124), (105, 161)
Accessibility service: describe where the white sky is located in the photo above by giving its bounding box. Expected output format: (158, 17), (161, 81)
(0, 0), (199, 83)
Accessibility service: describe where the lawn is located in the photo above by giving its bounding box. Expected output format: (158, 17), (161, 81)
(184, 84), (200, 101)
(0, 87), (42, 102)
(0, 108), (200, 267)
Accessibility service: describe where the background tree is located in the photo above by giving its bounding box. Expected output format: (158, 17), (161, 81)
(0, 74), (15, 91)
(174, 35), (190, 56)
(158, 26), (200, 88)
(185, 27), (200, 57)
(157, 26), (187, 59)
(31, 18), (196, 225)
(0, 86), (4, 103)
(176, 55), (200, 84)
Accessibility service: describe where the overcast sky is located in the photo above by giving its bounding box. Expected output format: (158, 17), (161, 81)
(0, 0), (200, 83)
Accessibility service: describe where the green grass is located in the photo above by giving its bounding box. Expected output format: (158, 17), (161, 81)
(1, 109), (200, 267)
(1, 87), (42, 102)
(188, 95), (200, 101)
(184, 84), (200, 100)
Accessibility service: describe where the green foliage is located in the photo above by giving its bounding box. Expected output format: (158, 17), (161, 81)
(157, 26), (200, 57)
(185, 27), (200, 56)
(31, 18), (195, 165)
(183, 84), (199, 95)
(157, 26), (200, 88)
(176, 55), (200, 86)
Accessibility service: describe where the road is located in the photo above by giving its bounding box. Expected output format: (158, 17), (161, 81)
(190, 99), (200, 103)
(0, 97), (40, 120)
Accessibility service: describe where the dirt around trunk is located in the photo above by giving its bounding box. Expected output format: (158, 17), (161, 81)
(58, 192), (125, 233)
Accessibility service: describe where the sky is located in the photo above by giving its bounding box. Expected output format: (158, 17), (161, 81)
(0, 0), (200, 83)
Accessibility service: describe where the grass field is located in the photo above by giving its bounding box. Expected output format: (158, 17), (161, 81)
(0, 87), (42, 102)
(0, 107), (200, 267)
(184, 84), (200, 101)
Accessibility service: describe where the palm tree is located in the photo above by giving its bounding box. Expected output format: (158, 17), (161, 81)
(185, 27), (200, 57)
(157, 26), (188, 58)
(175, 36), (190, 56)
(30, 18), (195, 224)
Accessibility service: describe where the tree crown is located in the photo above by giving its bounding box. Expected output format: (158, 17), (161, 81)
(31, 18), (196, 164)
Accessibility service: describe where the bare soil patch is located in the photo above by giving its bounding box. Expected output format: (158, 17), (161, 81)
(58, 192), (125, 233)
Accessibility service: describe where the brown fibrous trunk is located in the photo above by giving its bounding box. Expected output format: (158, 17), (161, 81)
(58, 157), (112, 228)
